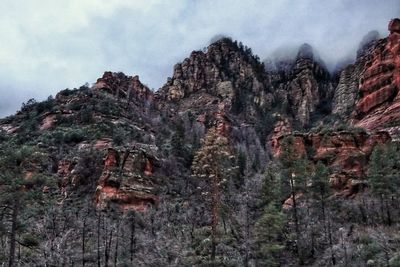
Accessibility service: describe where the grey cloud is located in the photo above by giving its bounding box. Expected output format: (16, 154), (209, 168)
(0, 0), (399, 117)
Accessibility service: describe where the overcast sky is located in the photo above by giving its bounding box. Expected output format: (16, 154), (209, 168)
(0, 0), (399, 117)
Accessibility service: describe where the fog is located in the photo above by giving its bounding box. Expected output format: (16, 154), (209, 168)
(0, 0), (399, 117)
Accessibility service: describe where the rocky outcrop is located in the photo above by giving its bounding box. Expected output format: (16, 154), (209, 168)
(40, 113), (57, 130)
(271, 44), (333, 128)
(289, 44), (333, 127)
(157, 38), (273, 112)
(95, 145), (159, 211)
(272, 130), (391, 196)
(93, 72), (153, 103)
(351, 19), (400, 136)
(332, 31), (380, 120)
(331, 64), (360, 118)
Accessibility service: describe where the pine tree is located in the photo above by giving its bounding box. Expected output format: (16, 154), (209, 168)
(255, 204), (285, 267)
(368, 142), (399, 225)
(191, 127), (236, 263)
(254, 164), (285, 266)
(279, 136), (308, 265)
(311, 161), (330, 223)
(310, 161), (335, 265)
(0, 146), (51, 267)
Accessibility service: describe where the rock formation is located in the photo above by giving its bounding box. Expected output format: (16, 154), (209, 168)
(272, 130), (391, 196)
(93, 71), (154, 103)
(95, 145), (159, 211)
(350, 18), (400, 138)
(1, 18), (400, 212)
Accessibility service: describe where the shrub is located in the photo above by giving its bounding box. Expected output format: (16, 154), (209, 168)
(35, 96), (56, 114)
(21, 233), (40, 247)
(21, 98), (38, 112)
(79, 107), (94, 123)
(63, 129), (87, 143)
(0, 130), (7, 142)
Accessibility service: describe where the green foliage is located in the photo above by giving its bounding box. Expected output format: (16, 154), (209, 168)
(62, 128), (88, 143)
(35, 96), (56, 114)
(96, 98), (122, 116)
(171, 122), (185, 157)
(20, 96), (57, 115)
(311, 161), (330, 200)
(191, 127), (238, 263)
(21, 98), (38, 112)
(255, 109), (277, 140)
(171, 121), (196, 167)
(254, 203), (285, 266)
(261, 164), (282, 208)
(21, 233), (40, 247)
(79, 106), (94, 123)
(358, 237), (382, 263)
(0, 129), (8, 142)
(368, 142), (400, 196)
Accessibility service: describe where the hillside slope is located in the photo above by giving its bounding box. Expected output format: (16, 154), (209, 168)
(0, 18), (399, 267)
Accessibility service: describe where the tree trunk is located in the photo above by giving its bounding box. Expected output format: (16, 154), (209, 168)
(384, 197), (392, 226)
(328, 216), (336, 265)
(82, 217), (87, 267)
(290, 177), (303, 265)
(8, 200), (19, 267)
(380, 195), (385, 224)
(359, 197), (368, 224)
(105, 228), (113, 267)
(130, 219), (136, 265)
(211, 170), (220, 262)
(97, 213), (101, 267)
(114, 222), (119, 267)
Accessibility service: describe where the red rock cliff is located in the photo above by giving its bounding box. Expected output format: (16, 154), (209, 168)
(272, 130), (391, 196)
(352, 18), (400, 137)
(95, 145), (159, 212)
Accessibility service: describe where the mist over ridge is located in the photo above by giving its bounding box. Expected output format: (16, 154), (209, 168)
(0, 0), (399, 117)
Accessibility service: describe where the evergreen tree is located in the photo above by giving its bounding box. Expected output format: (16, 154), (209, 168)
(254, 164), (285, 266)
(0, 146), (52, 267)
(368, 142), (399, 225)
(310, 161), (336, 265)
(191, 127), (236, 264)
(311, 161), (330, 222)
(279, 136), (308, 265)
(255, 204), (285, 267)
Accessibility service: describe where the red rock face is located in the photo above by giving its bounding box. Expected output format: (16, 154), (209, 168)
(57, 159), (78, 198)
(40, 113), (57, 130)
(93, 138), (112, 150)
(353, 19), (400, 132)
(269, 118), (294, 156)
(143, 159), (153, 176)
(272, 131), (391, 196)
(95, 185), (157, 212)
(104, 148), (119, 170)
(95, 146), (158, 211)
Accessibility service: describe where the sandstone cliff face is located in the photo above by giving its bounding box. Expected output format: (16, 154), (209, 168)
(95, 145), (159, 211)
(272, 130), (391, 196)
(350, 19), (400, 138)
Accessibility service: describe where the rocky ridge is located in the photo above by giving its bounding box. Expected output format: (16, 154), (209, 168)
(1, 19), (400, 212)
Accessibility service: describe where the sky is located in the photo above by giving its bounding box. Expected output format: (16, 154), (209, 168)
(0, 0), (399, 117)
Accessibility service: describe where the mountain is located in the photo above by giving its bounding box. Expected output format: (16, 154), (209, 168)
(0, 18), (399, 266)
